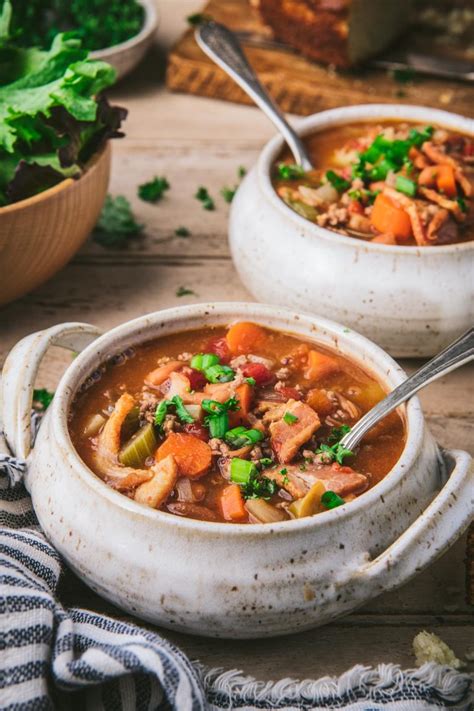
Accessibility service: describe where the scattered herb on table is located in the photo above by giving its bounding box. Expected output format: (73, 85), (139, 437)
(33, 388), (54, 410)
(176, 286), (196, 297)
(220, 185), (236, 203)
(8, 0), (145, 52)
(138, 176), (170, 203)
(195, 186), (215, 211)
(94, 195), (143, 247)
(237, 165), (247, 178)
(187, 12), (212, 26)
(0, 3), (126, 206)
(392, 67), (417, 84)
(175, 226), (190, 237)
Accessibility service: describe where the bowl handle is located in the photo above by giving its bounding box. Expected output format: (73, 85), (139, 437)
(1, 323), (101, 459)
(354, 448), (473, 591)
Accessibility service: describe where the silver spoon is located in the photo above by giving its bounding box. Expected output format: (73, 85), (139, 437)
(195, 21), (313, 170)
(340, 327), (474, 452)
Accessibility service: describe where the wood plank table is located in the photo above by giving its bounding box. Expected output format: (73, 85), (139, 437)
(1, 0), (472, 682)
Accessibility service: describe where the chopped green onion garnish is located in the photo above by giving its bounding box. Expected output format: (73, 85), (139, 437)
(277, 163), (305, 180)
(225, 426), (263, 448)
(283, 412), (298, 425)
(326, 170), (351, 193)
(259, 457), (273, 468)
(395, 175), (416, 197)
(206, 412), (229, 438)
(230, 458), (257, 484)
(190, 353), (220, 371)
(245, 377), (256, 386)
(204, 364), (235, 383)
(321, 490), (345, 509)
(457, 196), (467, 213)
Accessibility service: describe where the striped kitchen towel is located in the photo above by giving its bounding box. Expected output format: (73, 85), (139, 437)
(0, 433), (472, 710)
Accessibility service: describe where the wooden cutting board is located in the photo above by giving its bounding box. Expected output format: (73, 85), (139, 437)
(166, 0), (473, 116)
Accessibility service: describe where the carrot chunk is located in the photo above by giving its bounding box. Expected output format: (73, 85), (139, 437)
(229, 382), (254, 427)
(436, 165), (457, 198)
(226, 322), (266, 355)
(220, 484), (247, 522)
(155, 432), (212, 478)
(304, 350), (340, 382)
(370, 193), (412, 240)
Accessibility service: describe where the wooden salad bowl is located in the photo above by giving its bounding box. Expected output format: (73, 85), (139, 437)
(0, 143), (111, 307)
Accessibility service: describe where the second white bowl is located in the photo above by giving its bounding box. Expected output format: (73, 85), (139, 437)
(229, 104), (474, 357)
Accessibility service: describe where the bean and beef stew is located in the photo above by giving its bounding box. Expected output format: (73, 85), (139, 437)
(273, 122), (473, 246)
(70, 323), (405, 523)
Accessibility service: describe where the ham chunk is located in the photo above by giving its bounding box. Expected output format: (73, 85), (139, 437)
(267, 462), (369, 499)
(269, 399), (320, 463)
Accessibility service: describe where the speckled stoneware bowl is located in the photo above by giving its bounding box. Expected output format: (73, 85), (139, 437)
(229, 105), (474, 358)
(1, 303), (472, 638)
(90, 0), (158, 80)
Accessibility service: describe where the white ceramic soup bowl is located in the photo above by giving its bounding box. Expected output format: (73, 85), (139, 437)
(229, 105), (474, 358)
(1, 303), (472, 639)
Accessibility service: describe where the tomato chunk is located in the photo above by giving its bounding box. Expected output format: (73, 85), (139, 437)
(182, 367), (207, 391)
(242, 362), (275, 386)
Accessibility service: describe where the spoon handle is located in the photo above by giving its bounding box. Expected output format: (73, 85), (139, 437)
(195, 22), (313, 170)
(340, 327), (474, 452)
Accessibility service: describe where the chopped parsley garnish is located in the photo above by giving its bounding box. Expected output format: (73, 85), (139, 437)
(154, 396), (194, 427)
(283, 412), (298, 425)
(326, 170), (351, 193)
(175, 226), (191, 237)
(187, 12), (212, 26)
(230, 458), (277, 500)
(176, 286), (196, 297)
(225, 426), (263, 448)
(138, 176), (170, 203)
(321, 490), (345, 509)
(220, 185), (237, 203)
(277, 163), (305, 180)
(317, 425), (353, 464)
(195, 186), (215, 211)
(94, 195), (143, 248)
(33, 388), (54, 410)
(280, 468), (289, 485)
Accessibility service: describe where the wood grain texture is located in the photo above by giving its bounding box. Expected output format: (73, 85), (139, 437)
(0, 143), (111, 307)
(0, 0), (472, 679)
(166, 0), (474, 116)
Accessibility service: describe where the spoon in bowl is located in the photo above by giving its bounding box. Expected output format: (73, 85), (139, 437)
(339, 327), (474, 453)
(195, 21), (313, 170)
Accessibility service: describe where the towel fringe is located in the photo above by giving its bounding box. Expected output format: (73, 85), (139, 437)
(199, 662), (472, 707)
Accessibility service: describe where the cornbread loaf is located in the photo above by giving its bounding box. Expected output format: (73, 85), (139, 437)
(255, 0), (414, 67)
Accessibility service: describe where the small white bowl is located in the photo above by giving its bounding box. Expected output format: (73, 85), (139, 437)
(90, 0), (158, 81)
(229, 104), (474, 357)
(1, 303), (472, 638)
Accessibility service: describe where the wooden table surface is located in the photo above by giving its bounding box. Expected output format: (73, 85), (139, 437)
(1, 0), (472, 682)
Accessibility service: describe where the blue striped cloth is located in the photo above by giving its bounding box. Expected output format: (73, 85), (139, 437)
(1, 427), (472, 710)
